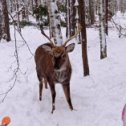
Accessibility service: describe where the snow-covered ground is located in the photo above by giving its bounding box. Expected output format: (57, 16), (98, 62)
(0, 15), (126, 126)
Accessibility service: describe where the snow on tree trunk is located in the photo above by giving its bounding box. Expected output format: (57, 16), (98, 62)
(47, 0), (63, 46)
(98, 0), (107, 59)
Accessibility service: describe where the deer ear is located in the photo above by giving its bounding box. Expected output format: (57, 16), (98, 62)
(66, 43), (75, 53)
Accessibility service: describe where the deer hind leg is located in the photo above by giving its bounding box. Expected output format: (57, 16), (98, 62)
(62, 84), (73, 110)
(39, 79), (43, 101)
(43, 78), (48, 89)
(37, 73), (43, 101)
(49, 83), (56, 113)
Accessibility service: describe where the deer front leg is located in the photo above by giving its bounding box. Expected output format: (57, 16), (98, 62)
(49, 83), (56, 114)
(39, 82), (43, 101)
(62, 84), (73, 110)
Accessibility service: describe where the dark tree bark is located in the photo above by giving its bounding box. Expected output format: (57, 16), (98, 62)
(2, 0), (11, 41)
(70, 0), (76, 36)
(35, 0), (39, 8)
(66, 0), (76, 38)
(79, 0), (89, 76)
(105, 0), (109, 35)
(66, 0), (70, 38)
(0, 8), (2, 40)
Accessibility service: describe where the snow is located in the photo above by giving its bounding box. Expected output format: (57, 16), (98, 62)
(0, 15), (126, 126)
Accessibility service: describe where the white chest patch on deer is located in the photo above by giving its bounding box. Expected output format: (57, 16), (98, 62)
(54, 59), (69, 83)
(55, 67), (68, 83)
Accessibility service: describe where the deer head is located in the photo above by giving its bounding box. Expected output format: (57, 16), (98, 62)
(40, 24), (81, 69)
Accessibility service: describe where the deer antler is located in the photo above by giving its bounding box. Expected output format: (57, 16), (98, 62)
(64, 24), (82, 46)
(40, 25), (55, 45)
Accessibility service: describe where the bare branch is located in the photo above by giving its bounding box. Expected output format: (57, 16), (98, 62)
(0, 24), (19, 103)
(8, 12), (34, 56)
(111, 18), (126, 38)
(0, 12), (33, 102)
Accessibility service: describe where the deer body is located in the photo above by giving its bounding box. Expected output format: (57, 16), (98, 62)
(35, 43), (75, 113)
(35, 24), (81, 113)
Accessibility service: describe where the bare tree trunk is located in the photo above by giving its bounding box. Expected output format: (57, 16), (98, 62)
(79, 0), (89, 76)
(16, 0), (21, 32)
(2, 0), (11, 41)
(9, 0), (13, 13)
(0, 8), (3, 40)
(89, 0), (95, 25)
(66, 0), (76, 38)
(66, 0), (70, 38)
(48, 0), (63, 45)
(35, 0), (38, 8)
(105, 0), (109, 35)
(98, 0), (107, 59)
(70, 0), (76, 36)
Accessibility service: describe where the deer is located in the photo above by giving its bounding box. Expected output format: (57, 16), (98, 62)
(35, 25), (81, 113)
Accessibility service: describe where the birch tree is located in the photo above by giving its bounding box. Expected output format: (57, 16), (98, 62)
(98, 0), (107, 59)
(47, 0), (63, 45)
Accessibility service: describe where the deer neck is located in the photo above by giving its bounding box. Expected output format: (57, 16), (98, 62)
(54, 57), (70, 83)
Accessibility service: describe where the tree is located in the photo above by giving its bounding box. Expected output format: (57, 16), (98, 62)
(47, 0), (63, 45)
(105, 0), (109, 35)
(79, 0), (90, 76)
(66, 0), (70, 37)
(0, 6), (2, 40)
(98, 0), (107, 59)
(89, 0), (95, 25)
(1, 0), (11, 42)
(66, 0), (76, 38)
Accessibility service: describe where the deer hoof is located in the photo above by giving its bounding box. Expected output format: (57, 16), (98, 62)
(39, 97), (42, 101)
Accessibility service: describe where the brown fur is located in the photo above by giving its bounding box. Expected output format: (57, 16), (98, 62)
(35, 43), (74, 113)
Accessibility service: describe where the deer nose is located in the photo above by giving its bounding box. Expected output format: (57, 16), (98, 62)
(54, 57), (61, 69)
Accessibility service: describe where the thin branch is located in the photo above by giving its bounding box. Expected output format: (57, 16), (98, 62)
(0, 12), (34, 102)
(8, 12), (34, 56)
(111, 18), (126, 38)
(0, 24), (19, 103)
